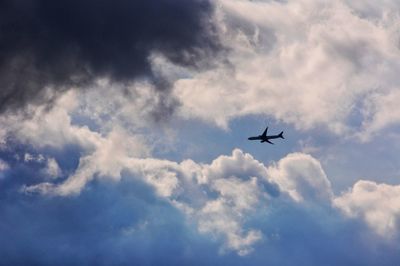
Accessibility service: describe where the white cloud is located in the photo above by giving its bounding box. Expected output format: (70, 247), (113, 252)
(194, 176), (264, 255)
(13, 96), (399, 252)
(22, 131), (342, 255)
(267, 153), (333, 203)
(173, 0), (400, 136)
(0, 78), (174, 154)
(334, 180), (400, 237)
(0, 90), (102, 151)
(24, 144), (277, 254)
(43, 158), (61, 179)
(358, 90), (400, 141)
(53, 128), (150, 196)
(44, 150), (260, 253)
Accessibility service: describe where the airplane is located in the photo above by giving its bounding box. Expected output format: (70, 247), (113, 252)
(248, 127), (284, 144)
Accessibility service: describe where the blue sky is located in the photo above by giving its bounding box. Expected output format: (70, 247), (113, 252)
(1, 0), (400, 265)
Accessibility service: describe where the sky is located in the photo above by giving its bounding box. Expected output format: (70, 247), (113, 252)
(1, 0), (400, 265)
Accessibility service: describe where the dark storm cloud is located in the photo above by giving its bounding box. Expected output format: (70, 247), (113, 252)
(0, 0), (220, 113)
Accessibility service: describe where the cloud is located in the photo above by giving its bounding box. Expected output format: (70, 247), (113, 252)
(11, 144), (400, 263)
(1, 1), (400, 263)
(1, 93), (399, 260)
(267, 153), (333, 203)
(334, 180), (400, 237)
(21, 126), (368, 257)
(22, 153), (61, 179)
(357, 90), (400, 141)
(24, 146), (277, 255)
(1, 176), (208, 266)
(43, 158), (61, 179)
(192, 177), (264, 255)
(0, 0), (220, 114)
(173, 0), (400, 136)
(6, 88), (390, 252)
(0, 90), (103, 150)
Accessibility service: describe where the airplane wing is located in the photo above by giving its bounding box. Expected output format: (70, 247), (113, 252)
(261, 127), (268, 137)
(261, 139), (274, 144)
(266, 139), (274, 144)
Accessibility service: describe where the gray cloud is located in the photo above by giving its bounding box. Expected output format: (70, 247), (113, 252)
(0, 0), (220, 114)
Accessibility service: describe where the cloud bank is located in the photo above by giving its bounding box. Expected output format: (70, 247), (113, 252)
(5, 139), (400, 264)
(19, 115), (400, 256)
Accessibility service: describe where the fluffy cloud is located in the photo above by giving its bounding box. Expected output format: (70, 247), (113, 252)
(173, 0), (400, 137)
(21, 137), (400, 256)
(267, 153), (333, 203)
(10, 92), (396, 254)
(25, 145), (277, 254)
(0, 90), (102, 150)
(1, 89), (275, 255)
(21, 119), (358, 257)
(334, 180), (400, 237)
(193, 177), (264, 255)
(2, 90), (400, 257)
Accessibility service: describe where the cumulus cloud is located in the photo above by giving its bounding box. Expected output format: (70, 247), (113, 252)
(173, 0), (400, 137)
(20, 117), (353, 257)
(192, 177), (264, 255)
(24, 146), (277, 254)
(6, 93), (396, 259)
(334, 180), (400, 237)
(19, 123), (400, 255)
(4, 91), (400, 257)
(267, 153), (333, 203)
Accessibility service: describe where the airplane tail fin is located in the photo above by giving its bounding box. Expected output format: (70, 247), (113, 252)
(278, 131), (284, 139)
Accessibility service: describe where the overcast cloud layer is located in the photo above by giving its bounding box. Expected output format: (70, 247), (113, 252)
(1, 0), (400, 265)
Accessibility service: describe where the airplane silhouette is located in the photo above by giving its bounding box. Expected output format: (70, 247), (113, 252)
(248, 127), (284, 144)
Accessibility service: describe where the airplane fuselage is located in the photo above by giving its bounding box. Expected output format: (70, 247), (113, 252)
(248, 134), (281, 141)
